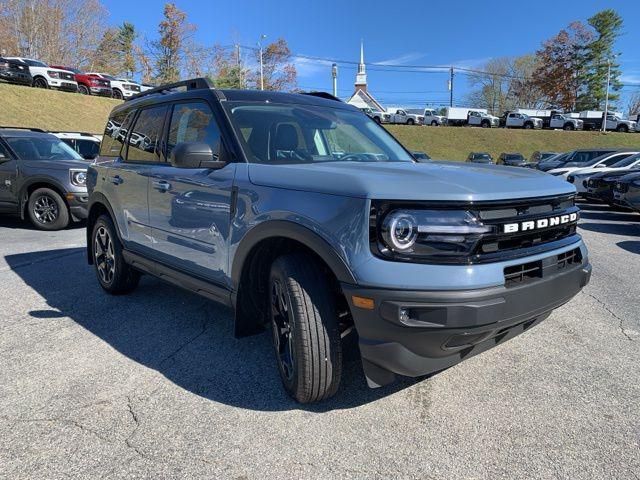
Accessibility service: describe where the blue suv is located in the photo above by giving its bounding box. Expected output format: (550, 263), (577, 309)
(87, 79), (591, 403)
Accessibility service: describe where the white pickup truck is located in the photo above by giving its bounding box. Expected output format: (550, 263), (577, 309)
(386, 108), (424, 125)
(549, 113), (584, 131)
(421, 109), (447, 126)
(444, 107), (498, 127)
(505, 112), (543, 129)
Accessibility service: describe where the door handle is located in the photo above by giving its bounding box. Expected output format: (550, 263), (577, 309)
(152, 180), (171, 192)
(111, 175), (123, 185)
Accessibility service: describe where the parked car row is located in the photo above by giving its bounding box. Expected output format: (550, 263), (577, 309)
(538, 148), (640, 212)
(0, 56), (153, 99)
(365, 105), (638, 133)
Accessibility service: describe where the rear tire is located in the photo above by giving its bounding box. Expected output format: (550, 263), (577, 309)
(27, 188), (69, 230)
(91, 215), (140, 295)
(269, 253), (342, 403)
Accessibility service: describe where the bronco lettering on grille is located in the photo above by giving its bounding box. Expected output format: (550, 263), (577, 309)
(503, 212), (578, 233)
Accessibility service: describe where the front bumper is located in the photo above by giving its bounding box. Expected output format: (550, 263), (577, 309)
(50, 79), (78, 92)
(66, 192), (88, 220)
(90, 86), (113, 96)
(342, 254), (591, 388)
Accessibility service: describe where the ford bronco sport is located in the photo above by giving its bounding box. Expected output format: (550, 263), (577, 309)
(86, 78), (591, 403)
(0, 127), (90, 230)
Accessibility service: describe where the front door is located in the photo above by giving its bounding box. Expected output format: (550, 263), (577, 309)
(147, 101), (236, 288)
(0, 142), (18, 211)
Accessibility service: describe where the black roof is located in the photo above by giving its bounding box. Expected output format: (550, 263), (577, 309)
(114, 78), (354, 115)
(0, 127), (56, 138)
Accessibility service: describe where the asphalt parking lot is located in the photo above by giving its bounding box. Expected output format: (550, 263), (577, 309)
(1, 202), (639, 480)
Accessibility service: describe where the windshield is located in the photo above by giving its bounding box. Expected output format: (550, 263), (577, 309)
(505, 154), (524, 161)
(226, 102), (413, 164)
(100, 74), (117, 81)
(6, 136), (83, 161)
(611, 153), (640, 168)
(24, 59), (47, 67)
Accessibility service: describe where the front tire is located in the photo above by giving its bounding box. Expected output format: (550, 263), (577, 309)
(91, 215), (140, 294)
(269, 253), (342, 403)
(407, 118), (415, 125)
(78, 84), (89, 95)
(112, 88), (123, 100)
(524, 123), (533, 129)
(27, 188), (69, 230)
(564, 123), (574, 131)
(33, 77), (48, 89)
(481, 121), (490, 128)
(617, 125), (628, 133)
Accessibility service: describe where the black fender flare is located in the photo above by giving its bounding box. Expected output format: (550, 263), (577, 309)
(85, 192), (121, 264)
(231, 220), (357, 291)
(18, 176), (69, 219)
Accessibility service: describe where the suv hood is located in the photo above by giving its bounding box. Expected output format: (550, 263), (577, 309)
(248, 161), (575, 201)
(22, 159), (90, 171)
(573, 165), (636, 176)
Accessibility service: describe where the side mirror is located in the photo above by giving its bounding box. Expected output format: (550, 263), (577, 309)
(169, 141), (227, 169)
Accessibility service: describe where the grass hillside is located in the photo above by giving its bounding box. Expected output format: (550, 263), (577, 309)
(387, 125), (640, 161)
(0, 82), (120, 133)
(2, 82), (640, 158)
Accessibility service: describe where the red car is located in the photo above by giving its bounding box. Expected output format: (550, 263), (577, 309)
(50, 66), (112, 97)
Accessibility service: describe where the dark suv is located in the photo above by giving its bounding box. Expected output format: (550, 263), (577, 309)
(87, 79), (590, 403)
(0, 57), (32, 86)
(0, 127), (90, 229)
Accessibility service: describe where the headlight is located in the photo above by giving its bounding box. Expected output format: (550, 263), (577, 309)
(372, 205), (493, 262)
(47, 70), (60, 78)
(567, 175), (575, 183)
(70, 169), (87, 186)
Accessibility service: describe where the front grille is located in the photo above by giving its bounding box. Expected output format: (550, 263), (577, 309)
(504, 248), (582, 287)
(475, 195), (579, 261)
(93, 79), (109, 87)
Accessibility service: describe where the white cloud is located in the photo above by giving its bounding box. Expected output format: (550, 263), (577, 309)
(620, 74), (640, 85)
(292, 56), (334, 78)
(375, 52), (426, 66)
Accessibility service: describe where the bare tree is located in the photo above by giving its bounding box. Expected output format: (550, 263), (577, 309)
(0, 0), (108, 68)
(628, 91), (640, 118)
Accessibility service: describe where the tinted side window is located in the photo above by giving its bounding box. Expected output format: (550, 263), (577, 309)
(604, 153), (631, 165)
(125, 105), (168, 163)
(167, 102), (221, 158)
(100, 111), (133, 157)
(76, 139), (100, 159)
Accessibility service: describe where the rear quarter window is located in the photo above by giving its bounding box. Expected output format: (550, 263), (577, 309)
(99, 110), (133, 157)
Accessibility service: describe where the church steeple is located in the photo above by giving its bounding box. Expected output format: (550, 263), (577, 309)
(355, 39), (367, 91)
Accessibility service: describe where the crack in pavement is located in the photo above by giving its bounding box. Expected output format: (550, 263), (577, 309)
(124, 396), (146, 458)
(581, 291), (634, 341)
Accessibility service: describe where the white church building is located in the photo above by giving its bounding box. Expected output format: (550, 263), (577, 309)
(345, 42), (385, 112)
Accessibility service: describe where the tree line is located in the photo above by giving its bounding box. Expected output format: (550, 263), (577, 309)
(0, 1), (298, 90)
(466, 9), (635, 114)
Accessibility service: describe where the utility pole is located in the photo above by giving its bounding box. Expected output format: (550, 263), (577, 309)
(258, 34), (267, 90)
(331, 63), (338, 97)
(602, 60), (612, 133)
(448, 67), (454, 107)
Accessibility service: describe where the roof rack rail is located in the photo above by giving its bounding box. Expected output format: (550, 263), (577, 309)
(48, 131), (99, 136)
(0, 126), (46, 132)
(128, 77), (214, 101)
(300, 91), (343, 102)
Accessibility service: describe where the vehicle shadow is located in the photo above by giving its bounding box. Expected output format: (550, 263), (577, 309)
(579, 222), (640, 236)
(617, 240), (640, 255)
(5, 247), (419, 412)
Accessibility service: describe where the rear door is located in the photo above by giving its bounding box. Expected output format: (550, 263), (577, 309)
(147, 100), (236, 288)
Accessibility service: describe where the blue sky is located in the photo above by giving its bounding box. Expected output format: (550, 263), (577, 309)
(103, 0), (640, 110)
